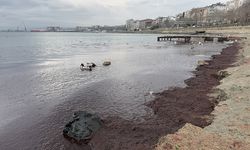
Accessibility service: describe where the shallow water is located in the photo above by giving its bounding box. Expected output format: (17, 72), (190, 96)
(0, 32), (226, 149)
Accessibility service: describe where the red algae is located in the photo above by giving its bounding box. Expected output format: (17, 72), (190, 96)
(90, 44), (240, 150)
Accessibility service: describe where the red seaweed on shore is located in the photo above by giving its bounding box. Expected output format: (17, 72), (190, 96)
(89, 43), (240, 150)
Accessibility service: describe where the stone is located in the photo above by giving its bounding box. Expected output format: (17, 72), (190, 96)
(217, 70), (230, 79)
(212, 70), (230, 80)
(63, 111), (103, 144)
(198, 60), (209, 66)
(103, 61), (111, 66)
(211, 88), (228, 104)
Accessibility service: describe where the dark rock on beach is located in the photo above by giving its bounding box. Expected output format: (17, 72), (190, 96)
(212, 70), (231, 80)
(63, 111), (103, 144)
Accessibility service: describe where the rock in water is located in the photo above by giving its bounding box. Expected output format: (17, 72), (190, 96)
(103, 61), (111, 66)
(63, 111), (103, 144)
(198, 60), (209, 66)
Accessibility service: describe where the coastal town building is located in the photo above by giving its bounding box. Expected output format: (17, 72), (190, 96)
(152, 17), (172, 27)
(204, 3), (227, 24)
(75, 26), (89, 32)
(126, 19), (154, 31)
(226, 0), (246, 10)
(139, 19), (154, 29)
(126, 17), (175, 31)
(126, 19), (140, 31)
(46, 26), (62, 32)
(126, 0), (250, 31)
(176, 3), (227, 26)
(176, 0), (247, 26)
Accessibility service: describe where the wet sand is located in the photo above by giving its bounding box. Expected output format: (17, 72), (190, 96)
(90, 44), (239, 150)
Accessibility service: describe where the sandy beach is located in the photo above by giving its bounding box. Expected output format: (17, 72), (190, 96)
(156, 26), (250, 150)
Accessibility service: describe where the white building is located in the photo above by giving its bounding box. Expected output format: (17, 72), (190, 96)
(126, 19), (141, 31)
(226, 0), (246, 10)
(126, 19), (153, 31)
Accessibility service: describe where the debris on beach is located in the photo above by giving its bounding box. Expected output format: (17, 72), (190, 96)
(195, 30), (206, 34)
(63, 111), (103, 144)
(210, 88), (228, 104)
(198, 60), (209, 66)
(224, 40), (235, 44)
(103, 61), (111, 66)
(218, 70), (230, 79)
(212, 70), (230, 80)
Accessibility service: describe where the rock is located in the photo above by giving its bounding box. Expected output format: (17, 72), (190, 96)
(218, 70), (230, 79)
(198, 60), (209, 66)
(210, 89), (228, 104)
(103, 61), (111, 66)
(212, 70), (230, 80)
(63, 111), (103, 144)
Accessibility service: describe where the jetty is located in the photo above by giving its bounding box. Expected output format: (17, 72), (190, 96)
(157, 34), (247, 43)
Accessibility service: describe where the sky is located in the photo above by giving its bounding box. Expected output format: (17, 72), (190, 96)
(0, 0), (229, 29)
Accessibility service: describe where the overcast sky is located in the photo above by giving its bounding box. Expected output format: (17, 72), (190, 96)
(0, 0), (228, 29)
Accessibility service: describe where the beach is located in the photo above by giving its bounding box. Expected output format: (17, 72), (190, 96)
(0, 33), (226, 149)
(89, 40), (241, 150)
(1, 0), (250, 149)
(0, 29), (249, 149)
(156, 26), (250, 150)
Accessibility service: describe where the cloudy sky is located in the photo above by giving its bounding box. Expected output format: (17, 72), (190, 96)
(0, 0), (228, 29)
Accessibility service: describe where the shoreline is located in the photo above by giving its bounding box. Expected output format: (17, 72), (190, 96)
(0, 33), (227, 150)
(155, 29), (250, 149)
(89, 43), (240, 149)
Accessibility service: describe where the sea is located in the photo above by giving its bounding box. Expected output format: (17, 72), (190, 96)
(0, 32), (227, 149)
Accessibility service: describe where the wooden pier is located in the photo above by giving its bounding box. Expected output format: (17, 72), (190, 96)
(157, 35), (192, 42)
(157, 35), (246, 43)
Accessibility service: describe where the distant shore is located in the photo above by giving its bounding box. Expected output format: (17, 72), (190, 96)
(2, 25), (250, 34)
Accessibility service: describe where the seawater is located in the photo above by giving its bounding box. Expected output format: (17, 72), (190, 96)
(0, 32), (226, 149)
